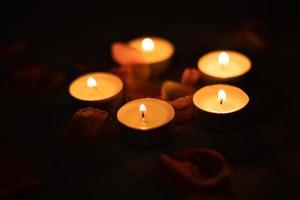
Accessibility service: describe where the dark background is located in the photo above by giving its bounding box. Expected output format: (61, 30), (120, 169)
(1, 1), (300, 200)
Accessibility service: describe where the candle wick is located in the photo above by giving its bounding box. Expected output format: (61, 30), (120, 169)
(92, 86), (98, 90)
(142, 111), (145, 120)
(141, 111), (147, 123)
(220, 99), (223, 105)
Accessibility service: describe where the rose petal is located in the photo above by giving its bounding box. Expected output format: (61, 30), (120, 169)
(174, 106), (195, 124)
(111, 66), (158, 102)
(67, 107), (115, 147)
(124, 80), (161, 102)
(0, 41), (27, 57)
(159, 148), (230, 191)
(169, 96), (193, 110)
(183, 193), (238, 200)
(169, 96), (194, 124)
(0, 154), (41, 199)
(3, 65), (65, 94)
(161, 81), (194, 101)
(181, 68), (201, 87)
(111, 42), (146, 66)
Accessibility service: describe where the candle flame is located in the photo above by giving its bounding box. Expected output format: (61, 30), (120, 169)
(139, 103), (147, 113)
(87, 77), (97, 88)
(218, 89), (226, 104)
(218, 52), (229, 65)
(141, 38), (155, 51)
(139, 103), (147, 121)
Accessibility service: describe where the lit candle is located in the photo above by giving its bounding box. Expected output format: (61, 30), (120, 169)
(141, 38), (155, 51)
(218, 51), (229, 68)
(197, 50), (251, 82)
(193, 84), (250, 129)
(218, 89), (226, 105)
(87, 77), (98, 89)
(139, 103), (147, 122)
(69, 72), (123, 112)
(117, 98), (175, 146)
(128, 36), (174, 77)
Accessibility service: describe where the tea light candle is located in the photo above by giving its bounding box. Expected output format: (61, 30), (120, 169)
(197, 50), (251, 82)
(193, 84), (250, 130)
(69, 72), (123, 111)
(117, 98), (175, 146)
(128, 36), (174, 77)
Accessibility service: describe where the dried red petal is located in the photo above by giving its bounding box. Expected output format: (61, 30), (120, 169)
(111, 66), (158, 102)
(67, 107), (115, 147)
(0, 137), (4, 150)
(111, 42), (146, 66)
(168, 96), (194, 124)
(111, 65), (150, 82)
(161, 81), (194, 101)
(0, 154), (41, 199)
(183, 193), (238, 200)
(124, 80), (161, 102)
(181, 68), (201, 87)
(169, 95), (193, 110)
(159, 147), (230, 190)
(3, 65), (64, 94)
(0, 41), (27, 57)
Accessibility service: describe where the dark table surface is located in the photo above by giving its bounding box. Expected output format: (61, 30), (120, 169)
(1, 2), (300, 200)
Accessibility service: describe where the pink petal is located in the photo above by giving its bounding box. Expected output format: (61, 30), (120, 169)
(111, 42), (146, 66)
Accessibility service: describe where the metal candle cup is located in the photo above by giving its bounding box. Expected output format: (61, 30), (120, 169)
(193, 84), (250, 130)
(117, 98), (175, 147)
(69, 72), (123, 113)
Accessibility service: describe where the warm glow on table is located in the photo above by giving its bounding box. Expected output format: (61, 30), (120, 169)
(198, 50), (251, 79)
(193, 84), (249, 114)
(117, 98), (175, 131)
(69, 72), (123, 102)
